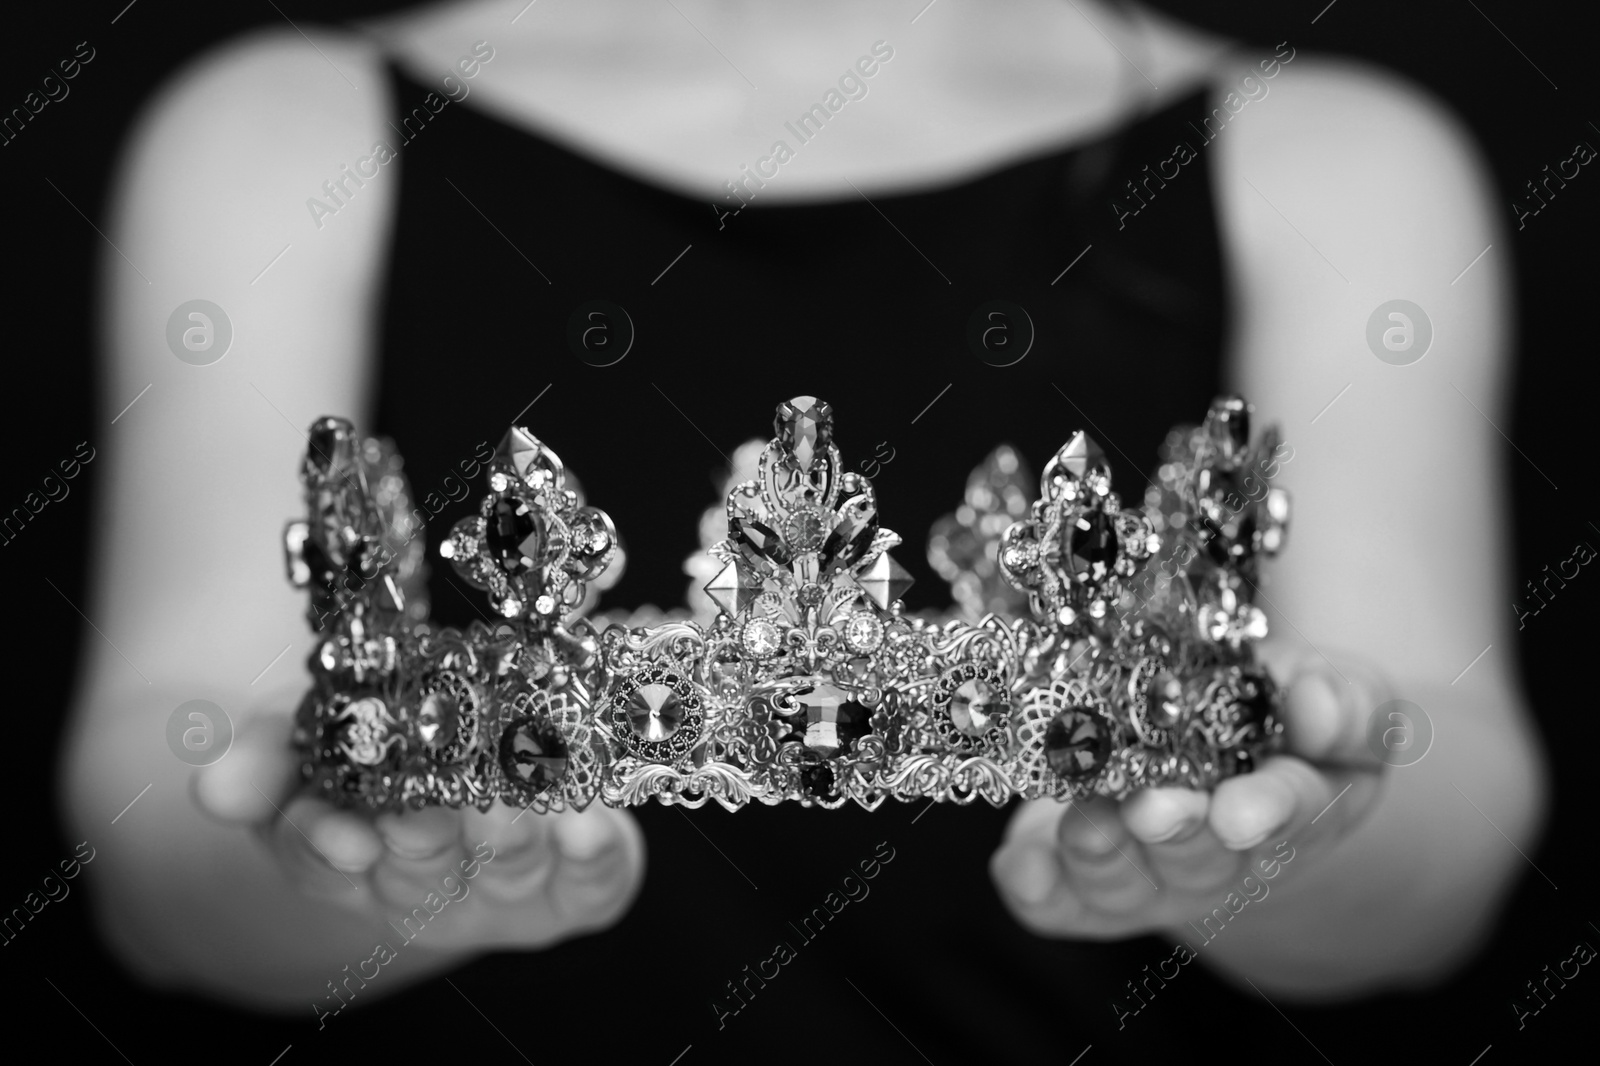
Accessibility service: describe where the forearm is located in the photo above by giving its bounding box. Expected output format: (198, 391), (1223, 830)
(1186, 681), (1550, 998)
(60, 683), (461, 1013)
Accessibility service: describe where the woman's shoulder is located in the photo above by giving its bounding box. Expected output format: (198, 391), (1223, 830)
(119, 25), (393, 188)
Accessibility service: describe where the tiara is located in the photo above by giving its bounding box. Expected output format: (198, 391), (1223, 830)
(283, 395), (1289, 812)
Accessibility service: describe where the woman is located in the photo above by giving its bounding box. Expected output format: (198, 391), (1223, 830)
(63, 0), (1545, 1057)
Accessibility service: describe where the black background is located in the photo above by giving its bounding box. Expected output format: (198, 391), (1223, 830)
(0, 2), (1593, 1063)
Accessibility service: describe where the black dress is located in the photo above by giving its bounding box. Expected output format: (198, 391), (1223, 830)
(370, 62), (1237, 1063)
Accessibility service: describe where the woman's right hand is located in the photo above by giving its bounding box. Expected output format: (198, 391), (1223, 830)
(194, 709), (645, 952)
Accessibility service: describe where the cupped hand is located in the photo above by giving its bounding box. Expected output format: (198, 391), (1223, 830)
(991, 650), (1387, 939)
(192, 709), (645, 950)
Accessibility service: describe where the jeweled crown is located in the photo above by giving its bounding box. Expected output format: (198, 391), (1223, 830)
(284, 395), (1289, 811)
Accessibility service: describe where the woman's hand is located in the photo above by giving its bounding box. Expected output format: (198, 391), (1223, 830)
(193, 709), (644, 953)
(990, 650), (1386, 940)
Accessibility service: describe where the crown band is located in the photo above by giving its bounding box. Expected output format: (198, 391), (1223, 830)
(284, 395), (1288, 812)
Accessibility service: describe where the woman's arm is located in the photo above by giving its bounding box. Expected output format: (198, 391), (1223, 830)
(990, 53), (1549, 999)
(58, 26), (640, 1011)
(1203, 54), (1548, 993)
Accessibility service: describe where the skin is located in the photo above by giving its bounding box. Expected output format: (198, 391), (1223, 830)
(61, 0), (1546, 1008)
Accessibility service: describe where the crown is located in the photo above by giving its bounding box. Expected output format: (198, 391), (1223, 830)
(284, 395), (1289, 812)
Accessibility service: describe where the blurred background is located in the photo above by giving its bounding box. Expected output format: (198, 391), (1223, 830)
(1, 1), (1592, 1061)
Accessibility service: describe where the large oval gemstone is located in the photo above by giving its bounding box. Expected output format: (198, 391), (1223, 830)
(487, 498), (546, 574)
(626, 682), (686, 742)
(498, 717), (568, 794)
(1065, 511), (1119, 583)
(1043, 707), (1112, 780)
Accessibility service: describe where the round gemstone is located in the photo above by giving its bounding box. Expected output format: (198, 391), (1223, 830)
(1065, 510), (1119, 583)
(784, 508), (827, 552)
(796, 583), (825, 608)
(1148, 670), (1184, 729)
(534, 594), (556, 616)
(1043, 707), (1112, 780)
(741, 619), (782, 658)
(950, 676), (1007, 736)
(498, 717), (568, 794)
(842, 614), (884, 654)
(625, 682), (686, 742)
(800, 763), (835, 798)
(487, 498), (545, 574)
(416, 690), (458, 750)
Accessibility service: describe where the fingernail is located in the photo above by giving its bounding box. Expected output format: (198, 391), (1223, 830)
(1001, 846), (1058, 905)
(553, 812), (619, 862)
(1146, 815), (1202, 844)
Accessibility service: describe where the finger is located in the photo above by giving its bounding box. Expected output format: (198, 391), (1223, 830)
(1268, 654), (1388, 768)
(1208, 757), (1313, 850)
(1141, 820), (1245, 893)
(1055, 799), (1159, 915)
(1122, 788), (1241, 893)
(461, 802), (558, 902)
(193, 712), (298, 824)
(375, 807), (461, 860)
(546, 807), (644, 930)
(269, 796), (384, 894)
(1120, 787), (1209, 845)
(370, 843), (468, 909)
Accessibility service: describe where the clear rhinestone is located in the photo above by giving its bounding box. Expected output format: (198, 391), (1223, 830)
(950, 676), (1007, 736)
(625, 682), (685, 742)
(741, 619), (782, 658)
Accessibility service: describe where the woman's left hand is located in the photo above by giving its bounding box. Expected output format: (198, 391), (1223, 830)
(990, 649), (1389, 939)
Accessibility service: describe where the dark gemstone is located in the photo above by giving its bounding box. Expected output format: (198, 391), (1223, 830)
(730, 514), (791, 566)
(789, 684), (869, 757)
(1231, 676), (1275, 733)
(498, 716), (568, 794)
(1065, 510), (1119, 583)
(1043, 707), (1112, 780)
(775, 396), (834, 473)
(486, 498), (546, 574)
(800, 763), (835, 798)
(305, 417), (354, 477)
(819, 496), (878, 574)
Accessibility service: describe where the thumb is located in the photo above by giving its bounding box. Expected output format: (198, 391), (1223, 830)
(192, 707), (300, 825)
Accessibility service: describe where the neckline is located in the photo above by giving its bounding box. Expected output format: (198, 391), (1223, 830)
(384, 59), (1214, 212)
